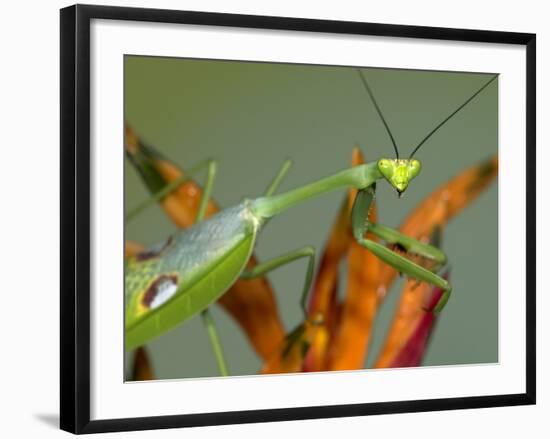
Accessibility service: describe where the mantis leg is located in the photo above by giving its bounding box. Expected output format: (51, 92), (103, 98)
(200, 307), (229, 376)
(368, 224), (447, 271)
(125, 158), (213, 223)
(194, 159), (217, 224)
(240, 246), (316, 318)
(351, 187), (452, 314)
(190, 160), (231, 376)
(264, 159), (293, 197)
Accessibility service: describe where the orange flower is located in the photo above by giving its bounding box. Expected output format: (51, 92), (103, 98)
(131, 347), (155, 381)
(261, 316), (324, 374)
(326, 150), (382, 370)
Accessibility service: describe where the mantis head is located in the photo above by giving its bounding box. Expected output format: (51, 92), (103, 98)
(377, 158), (421, 196)
(358, 69), (496, 197)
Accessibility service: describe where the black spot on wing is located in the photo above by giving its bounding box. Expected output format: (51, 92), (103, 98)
(136, 236), (174, 262)
(142, 274), (179, 309)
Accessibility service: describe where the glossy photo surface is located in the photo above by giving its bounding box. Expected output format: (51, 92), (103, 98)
(124, 56), (498, 381)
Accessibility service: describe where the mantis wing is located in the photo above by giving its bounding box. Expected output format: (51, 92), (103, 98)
(125, 204), (258, 351)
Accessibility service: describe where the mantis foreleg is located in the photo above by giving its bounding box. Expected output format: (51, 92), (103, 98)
(351, 187), (452, 314)
(368, 223), (447, 270)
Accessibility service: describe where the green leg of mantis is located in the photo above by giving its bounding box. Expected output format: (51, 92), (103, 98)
(197, 159), (294, 376)
(264, 159), (292, 197)
(240, 246), (316, 318)
(126, 158), (213, 223)
(368, 223), (447, 270)
(192, 160), (231, 376)
(351, 187), (452, 314)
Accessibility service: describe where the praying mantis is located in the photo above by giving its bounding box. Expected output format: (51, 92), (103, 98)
(125, 68), (498, 375)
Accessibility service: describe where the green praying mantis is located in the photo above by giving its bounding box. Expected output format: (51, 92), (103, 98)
(125, 69), (497, 375)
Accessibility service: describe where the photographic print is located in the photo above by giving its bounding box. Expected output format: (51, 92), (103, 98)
(124, 57), (498, 381)
(61, 5), (535, 433)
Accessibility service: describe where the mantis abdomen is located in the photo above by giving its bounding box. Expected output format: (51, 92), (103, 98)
(125, 201), (260, 350)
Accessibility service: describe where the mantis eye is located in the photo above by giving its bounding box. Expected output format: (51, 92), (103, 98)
(377, 159), (394, 180)
(408, 159), (422, 179)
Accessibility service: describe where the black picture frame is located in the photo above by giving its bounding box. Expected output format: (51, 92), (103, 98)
(60, 4), (536, 434)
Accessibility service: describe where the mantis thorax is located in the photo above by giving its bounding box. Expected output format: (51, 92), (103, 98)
(377, 158), (422, 196)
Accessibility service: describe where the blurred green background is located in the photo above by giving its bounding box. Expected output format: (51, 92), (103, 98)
(124, 55), (498, 380)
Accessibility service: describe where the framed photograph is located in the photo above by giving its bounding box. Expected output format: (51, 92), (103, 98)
(60, 4), (536, 434)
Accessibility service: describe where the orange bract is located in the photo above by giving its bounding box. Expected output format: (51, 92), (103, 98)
(325, 148), (381, 371)
(302, 202), (350, 371)
(374, 202), (448, 368)
(261, 318), (324, 374)
(125, 240), (144, 258)
(153, 158), (218, 228)
(373, 155), (497, 367)
(374, 280), (433, 368)
(131, 347), (155, 381)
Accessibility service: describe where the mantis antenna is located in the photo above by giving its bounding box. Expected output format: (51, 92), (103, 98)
(357, 69), (400, 159)
(409, 74), (498, 158)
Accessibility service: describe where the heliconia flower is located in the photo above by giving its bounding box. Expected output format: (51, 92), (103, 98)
(261, 315), (325, 374)
(131, 347), (155, 381)
(373, 217), (447, 369)
(302, 201), (351, 371)
(325, 149), (381, 371)
(387, 275), (449, 368)
(374, 279), (434, 368)
(373, 157), (497, 368)
(302, 147), (381, 372)
(125, 240), (144, 258)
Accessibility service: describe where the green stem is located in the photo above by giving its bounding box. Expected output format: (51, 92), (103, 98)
(252, 162), (381, 219)
(201, 309), (229, 376)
